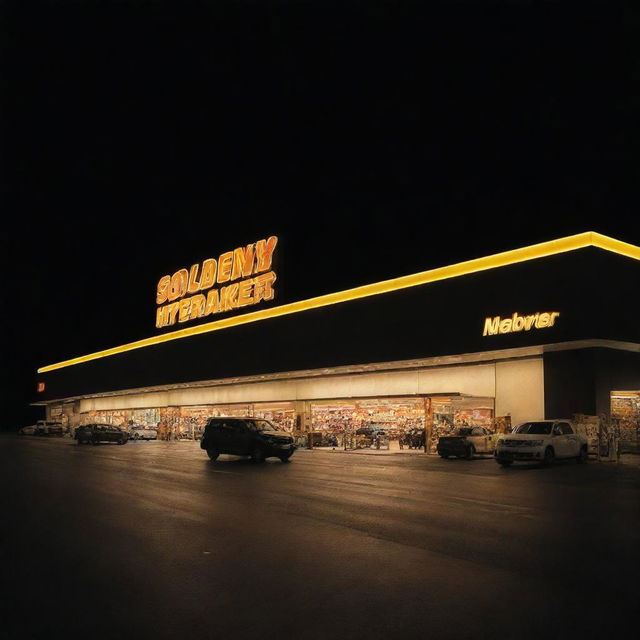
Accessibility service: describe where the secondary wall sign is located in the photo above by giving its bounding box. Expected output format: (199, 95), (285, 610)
(483, 311), (560, 336)
(155, 236), (278, 328)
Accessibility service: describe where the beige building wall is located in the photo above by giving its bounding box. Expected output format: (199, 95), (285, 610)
(78, 358), (544, 420)
(494, 358), (545, 426)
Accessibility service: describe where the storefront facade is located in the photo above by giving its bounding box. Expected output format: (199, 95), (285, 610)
(34, 232), (640, 454)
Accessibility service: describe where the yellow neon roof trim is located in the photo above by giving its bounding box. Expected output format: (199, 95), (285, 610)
(38, 231), (640, 373)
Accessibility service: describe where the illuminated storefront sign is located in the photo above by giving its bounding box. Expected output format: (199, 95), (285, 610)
(38, 232), (639, 374)
(483, 311), (560, 336)
(156, 236), (278, 328)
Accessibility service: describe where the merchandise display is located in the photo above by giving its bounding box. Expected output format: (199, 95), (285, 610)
(611, 392), (640, 453)
(252, 404), (297, 432)
(572, 414), (600, 454)
(310, 398), (427, 451)
(428, 397), (494, 453)
(68, 396), (496, 453)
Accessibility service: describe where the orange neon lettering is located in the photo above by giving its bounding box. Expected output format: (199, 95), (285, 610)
(156, 276), (171, 304)
(200, 259), (217, 290)
(168, 302), (181, 325)
(217, 252), (233, 283)
(205, 289), (219, 315)
(155, 306), (169, 328)
(255, 236), (278, 272)
(219, 283), (239, 312)
(232, 244), (256, 281)
(187, 264), (202, 294)
(189, 294), (206, 319)
(178, 299), (192, 323)
(168, 269), (189, 302)
(253, 271), (276, 302)
(237, 278), (255, 307)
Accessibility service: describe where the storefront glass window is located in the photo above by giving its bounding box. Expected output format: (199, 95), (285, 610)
(310, 398), (428, 452)
(611, 391), (640, 454)
(428, 396), (495, 454)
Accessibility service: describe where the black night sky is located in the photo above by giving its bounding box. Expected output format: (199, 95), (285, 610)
(2, 1), (640, 428)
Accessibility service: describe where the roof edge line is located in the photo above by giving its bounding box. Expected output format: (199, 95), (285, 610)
(37, 231), (637, 373)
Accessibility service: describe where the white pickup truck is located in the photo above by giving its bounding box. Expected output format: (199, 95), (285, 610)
(495, 420), (588, 467)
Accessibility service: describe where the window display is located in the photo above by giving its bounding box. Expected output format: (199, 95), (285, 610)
(428, 397), (495, 454)
(310, 398), (427, 451)
(252, 403), (297, 433)
(74, 396), (495, 453)
(611, 392), (640, 454)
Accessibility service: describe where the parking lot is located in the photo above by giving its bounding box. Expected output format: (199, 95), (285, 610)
(2, 434), (639, 639)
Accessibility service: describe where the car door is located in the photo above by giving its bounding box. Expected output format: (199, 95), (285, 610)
(552, 423), (571, 457)
(557, 422), (579, 457)
(483, 427), (498, 453)
(210, 420), (231, 452)
(470, 427), (487, 452)
(229, 421), (253, 455)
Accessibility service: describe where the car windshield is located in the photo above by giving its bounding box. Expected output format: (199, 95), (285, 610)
(251, 420), (277, 432)
(514, 422), (553, 435)
(456, 428), (474, 436)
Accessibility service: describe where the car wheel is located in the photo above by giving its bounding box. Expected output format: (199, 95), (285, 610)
(576, 446), (588, 464)
(251, 447), (266, 463)
(206, 449), (219, 461)
(497, 459), (513, 467)
(133, 433), (139, 441)
(279, 453), (292, 463)
(91, 439), (99, 446)
(465, 445), (475, 460)
(439, 453), (449, 459)
(117, 438), (125, 445)
(542, 447), (555, 466)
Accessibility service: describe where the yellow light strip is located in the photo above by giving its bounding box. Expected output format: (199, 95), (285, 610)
(38, 231), (639, 373)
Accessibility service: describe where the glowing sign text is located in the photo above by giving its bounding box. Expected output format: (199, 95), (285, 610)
(156, 236), (277, 328)
(483, 311), (560, 336)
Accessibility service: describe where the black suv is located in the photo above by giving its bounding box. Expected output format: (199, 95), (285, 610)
(76, 424), (129, 445)
(200, 418), (296, 463)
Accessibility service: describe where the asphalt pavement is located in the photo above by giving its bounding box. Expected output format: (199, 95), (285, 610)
(2, 435), (639, 640)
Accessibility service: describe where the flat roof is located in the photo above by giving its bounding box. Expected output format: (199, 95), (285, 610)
(38, 231), (640, 374)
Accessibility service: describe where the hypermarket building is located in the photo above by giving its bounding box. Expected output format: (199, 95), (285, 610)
(33, 232), (640, 453)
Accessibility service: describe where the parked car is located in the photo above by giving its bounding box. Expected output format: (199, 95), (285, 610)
(129, 425), (158, 441)
(494, 420), (588, 467)
(18, 420), (64, 436)
(75, 423), (129, 445)
(200, 417), (296, 462)
(437, 426), (499, 459)
(18, 423), (39, 436)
